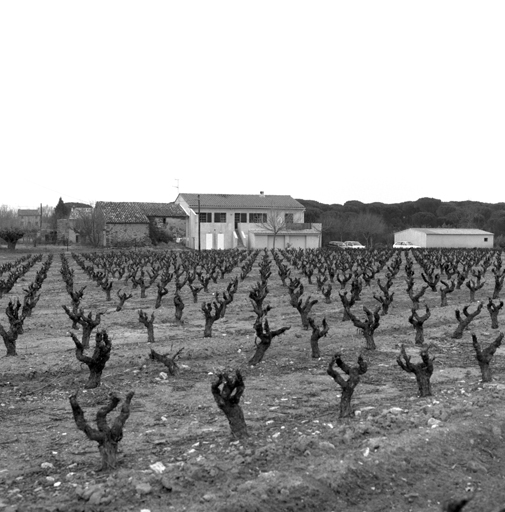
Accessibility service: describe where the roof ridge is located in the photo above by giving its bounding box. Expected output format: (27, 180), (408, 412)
(178, 193), (304, 210)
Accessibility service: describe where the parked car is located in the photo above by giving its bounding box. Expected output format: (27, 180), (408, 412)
(344, 241), (366, 249)
(393, 241), (421, 249)
(328, 241), (346, 249)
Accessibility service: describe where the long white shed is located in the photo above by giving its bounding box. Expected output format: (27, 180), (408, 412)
(394, 228), (494, 248)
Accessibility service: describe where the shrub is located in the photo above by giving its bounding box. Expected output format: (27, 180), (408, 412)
(0, 228), (25, 251)
(149, 221), (174, 245)
(494, 235), (505, 249)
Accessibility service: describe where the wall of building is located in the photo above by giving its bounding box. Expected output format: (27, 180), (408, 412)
(394, 229), (427, 247)
(176, 196), (307, 250)
(395, 229), (494, 248)
(194, 211), (236, 249)
(19, 215), (40, 229)
(104, 223), (149, 246)
(304, 232), (322, 249)
(57, 219), (79, 243)
(249, 232), (321, 250)
(425, 234), (494, 248)
(251, 233), (286, 250)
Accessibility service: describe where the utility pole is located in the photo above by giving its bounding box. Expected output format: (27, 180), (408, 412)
(198, 194), (201, 252)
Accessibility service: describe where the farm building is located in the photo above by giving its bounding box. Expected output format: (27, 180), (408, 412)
(57, 204), (93, 244)
(394, 228), (494, 248)
(17, 208), (56, 244)
(17, 209), (40, 229)
(94, 202), (187, 247)
(59, 208), (92, 244)
(175, 192), (322, 250)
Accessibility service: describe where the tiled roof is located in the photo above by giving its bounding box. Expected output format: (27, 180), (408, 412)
(18, 209), (39, 216)
(178, 193), (304, 210)
(141, 203), (187, 218)
(96, 202), (147, 223)
(66, 202), (92, 209)
(96, 202), (187, 224)
(69, 208), (93, 220)
(398, 228), (494, 235)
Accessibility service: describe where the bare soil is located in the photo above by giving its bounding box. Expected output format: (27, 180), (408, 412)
(1, 247), (505, 512)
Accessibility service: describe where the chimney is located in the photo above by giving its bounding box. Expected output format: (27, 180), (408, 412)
(260, 191), (264, 197)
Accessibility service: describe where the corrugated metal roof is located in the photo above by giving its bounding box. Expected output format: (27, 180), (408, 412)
(396, 228), (494, 235)
(178, 193), (304, 210)
(96, 202), (187, 224)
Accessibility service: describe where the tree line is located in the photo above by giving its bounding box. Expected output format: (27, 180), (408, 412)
(298, 196), (505, 247)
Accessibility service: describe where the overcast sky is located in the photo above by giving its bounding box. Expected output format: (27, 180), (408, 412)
(1, 1), (504, 210)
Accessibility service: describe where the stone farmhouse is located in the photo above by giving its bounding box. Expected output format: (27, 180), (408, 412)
(17, 209), (41, 230)
(56, 203), (92, 244)
(95, 202), (187, 247)
(175, 192), (322, 250)
(394, 228), (494, 248)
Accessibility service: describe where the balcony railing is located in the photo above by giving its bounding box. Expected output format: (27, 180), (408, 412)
(285, 223), (314, 231)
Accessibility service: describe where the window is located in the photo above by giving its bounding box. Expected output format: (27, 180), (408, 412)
(235, 213), (247, 223)
(199, 212), (212, 223)
(484, 237), (488, 242)
(214, 212), (227, 223)
(285, 213), (294, 223)
(249, 213), (267, 223)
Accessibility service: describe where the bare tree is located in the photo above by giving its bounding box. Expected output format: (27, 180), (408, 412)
(74, 206), (105, 247)
(348, 212), (387, 248)
(260, 209), (286, 249)
(322, 212), (353, 243)
(0, 205), (18, 229)
(41, 205), (55, 228)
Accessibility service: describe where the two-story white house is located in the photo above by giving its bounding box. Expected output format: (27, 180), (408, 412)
(175, 192), (322, 250)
